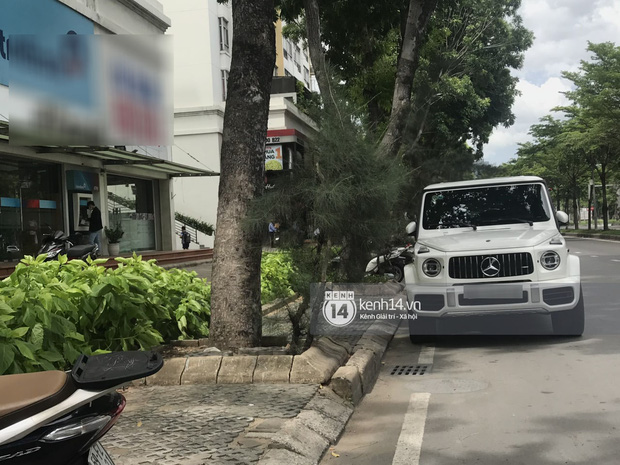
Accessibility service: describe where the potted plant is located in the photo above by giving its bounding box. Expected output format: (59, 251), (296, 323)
(104, 223), (124, 256)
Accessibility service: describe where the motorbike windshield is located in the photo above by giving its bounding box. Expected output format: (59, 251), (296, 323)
(422, 183), (552, 230)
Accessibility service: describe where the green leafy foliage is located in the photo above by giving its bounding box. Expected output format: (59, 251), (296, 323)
(261, 252), (296, 305)
(0, 254), (211, 374)
(104, 223), (124, 243)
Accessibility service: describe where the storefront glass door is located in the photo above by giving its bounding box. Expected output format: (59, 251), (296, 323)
(0, 155), (63, 260)
(107, 175), (156, 253)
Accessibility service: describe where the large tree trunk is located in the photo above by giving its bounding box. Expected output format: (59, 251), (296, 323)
(572, 189), (579, 230)
(210, 0), (276, 349)
(304, 0), (334, 114)
(379, 0), (437, 158)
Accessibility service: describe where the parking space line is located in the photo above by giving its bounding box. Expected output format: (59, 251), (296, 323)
(418, 345), (435, 365)
(392, 393), (431, 465)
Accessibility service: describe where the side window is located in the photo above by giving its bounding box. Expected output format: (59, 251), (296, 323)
(218, 18), (230, 53)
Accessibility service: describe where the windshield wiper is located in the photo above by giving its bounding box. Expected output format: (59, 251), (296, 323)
(439, 221), (477, 231)
(481, 217), (533, 226)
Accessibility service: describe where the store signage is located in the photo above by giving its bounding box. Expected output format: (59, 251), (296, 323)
(265, 145), (283, 171)
(10, 34), (172, 147)
(0, 0), (94, 87)
(266, 135), (297, 144)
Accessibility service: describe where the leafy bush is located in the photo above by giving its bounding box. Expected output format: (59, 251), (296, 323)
(0, 254), (211, 374)
(261, 251), (296, 305)
(104, 223), (124, 243)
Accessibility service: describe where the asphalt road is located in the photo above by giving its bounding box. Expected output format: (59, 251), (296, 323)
(321, 237), (620, 465)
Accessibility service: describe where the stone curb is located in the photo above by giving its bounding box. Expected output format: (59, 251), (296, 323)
(258, 387), (354, 465)
(563, 232), (620, 241)
(144, 321), (399, 390)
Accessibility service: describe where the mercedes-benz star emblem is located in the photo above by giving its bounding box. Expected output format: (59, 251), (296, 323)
(481, 256), (501, 277)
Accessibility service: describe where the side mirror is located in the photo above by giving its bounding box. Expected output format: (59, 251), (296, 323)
(406, 221), (417, 236)
(555, 211), (569, 225)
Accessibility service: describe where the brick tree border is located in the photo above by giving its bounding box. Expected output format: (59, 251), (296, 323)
(143, 319), (397, 395)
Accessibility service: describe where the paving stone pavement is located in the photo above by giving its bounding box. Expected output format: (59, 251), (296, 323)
(104, 384), (318, 465)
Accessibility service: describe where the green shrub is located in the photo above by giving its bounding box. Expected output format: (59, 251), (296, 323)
(261, 251), (296, 305)
(0, 254), (211, 374)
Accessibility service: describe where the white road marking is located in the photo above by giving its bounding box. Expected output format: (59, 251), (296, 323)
(574, 251), (582, 254)
(418, 345), (435, 365)
(392, 392), (431, 465)
(590, 255), (599, 258)
(612, 259), (620, 263)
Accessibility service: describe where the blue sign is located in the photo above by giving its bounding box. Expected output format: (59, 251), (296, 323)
(0, 0), (94, 86)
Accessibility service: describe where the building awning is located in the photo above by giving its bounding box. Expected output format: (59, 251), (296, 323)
(0, 121), (218, 178)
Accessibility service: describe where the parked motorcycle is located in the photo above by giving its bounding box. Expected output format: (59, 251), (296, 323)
(38, 231), (99, 261)
(365, 244), (415, 282)
(0, 351), (163, 465)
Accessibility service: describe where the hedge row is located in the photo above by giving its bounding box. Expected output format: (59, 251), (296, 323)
(0, 254), (211, 375)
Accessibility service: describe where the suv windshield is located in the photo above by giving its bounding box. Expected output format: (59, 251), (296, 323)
(422, 183), (551, 230)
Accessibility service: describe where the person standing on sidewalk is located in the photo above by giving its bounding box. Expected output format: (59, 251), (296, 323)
(180, 226), (191, 250)
(269, 221), (279, 248)
(87, 201), (103, 250)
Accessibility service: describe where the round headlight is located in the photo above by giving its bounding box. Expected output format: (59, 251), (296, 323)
(422, 258), (441, 277)
(541, 251), (560, 270)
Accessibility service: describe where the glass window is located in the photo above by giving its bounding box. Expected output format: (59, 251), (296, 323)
(294, 45), (300, 65)
(0, 155), (63, 260)
(107, 175), (155, 253)
(218, 17), (230, 52)
(422, 184), (552, 230)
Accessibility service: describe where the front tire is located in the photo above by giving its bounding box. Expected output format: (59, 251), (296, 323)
(552, 287), (584, 336)
(387, 265), (404, 282)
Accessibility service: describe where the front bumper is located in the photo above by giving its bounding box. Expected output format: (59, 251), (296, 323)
(405, 278), (581, 318)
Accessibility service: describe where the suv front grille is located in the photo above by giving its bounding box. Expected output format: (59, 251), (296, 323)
(449, 253), (534, 279)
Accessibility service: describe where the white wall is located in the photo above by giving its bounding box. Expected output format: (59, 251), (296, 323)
(59, 0), (171, 34)
(161, 0), (232, 108)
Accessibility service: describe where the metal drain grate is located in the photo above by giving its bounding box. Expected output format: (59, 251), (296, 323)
(390, 365), (431, 376)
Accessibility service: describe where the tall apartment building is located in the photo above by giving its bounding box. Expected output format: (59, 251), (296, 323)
(161, 1), (317, 248)
(275, 19), (316, 92)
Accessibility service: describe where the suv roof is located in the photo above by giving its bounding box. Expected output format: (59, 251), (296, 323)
(424, 176), (545, 191)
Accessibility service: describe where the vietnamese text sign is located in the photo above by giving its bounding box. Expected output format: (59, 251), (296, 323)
(265, 145), (283, 171)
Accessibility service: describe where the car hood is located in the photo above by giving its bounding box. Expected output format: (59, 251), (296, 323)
(418, 228), (559, 253)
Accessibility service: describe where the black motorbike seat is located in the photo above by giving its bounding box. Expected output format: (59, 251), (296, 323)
(67, 244), (95, 258)
(0, 371), (76, 430)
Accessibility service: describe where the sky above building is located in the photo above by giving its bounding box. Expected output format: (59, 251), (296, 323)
(482, 0), (620, 166)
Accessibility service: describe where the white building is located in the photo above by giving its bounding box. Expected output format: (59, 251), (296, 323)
(161, 1), (317, 248)
(0, 0), (214, 262)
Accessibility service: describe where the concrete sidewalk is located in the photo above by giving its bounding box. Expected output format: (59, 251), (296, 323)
(104, 384), (318, 465)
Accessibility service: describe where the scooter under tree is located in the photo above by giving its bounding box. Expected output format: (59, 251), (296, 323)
(0, 351), (163, 465)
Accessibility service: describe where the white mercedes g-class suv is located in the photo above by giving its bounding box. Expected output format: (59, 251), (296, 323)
(405, 176), (583, 341)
